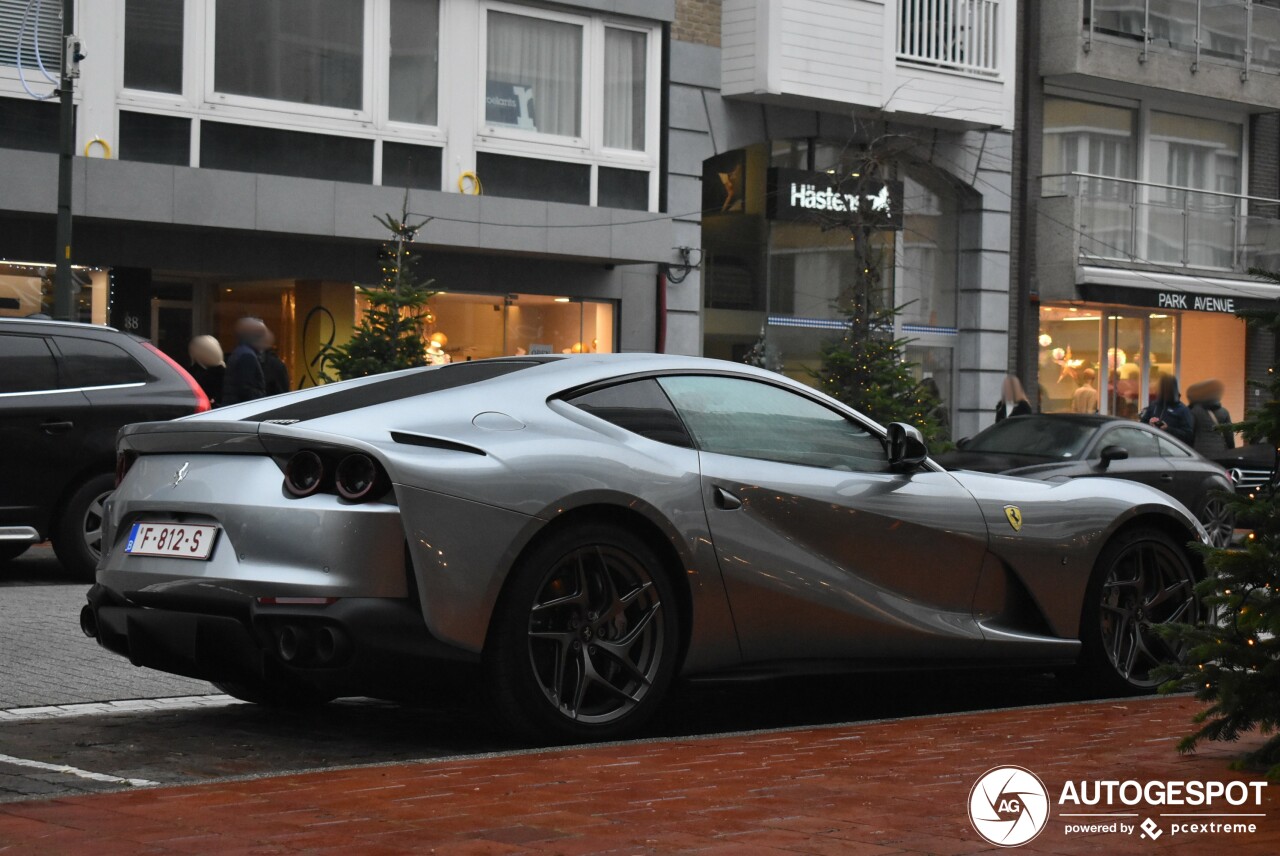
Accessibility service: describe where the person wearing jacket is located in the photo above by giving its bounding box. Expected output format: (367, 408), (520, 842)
(1186, 378), (1235, 456)
(1138, 374), (1194, 446)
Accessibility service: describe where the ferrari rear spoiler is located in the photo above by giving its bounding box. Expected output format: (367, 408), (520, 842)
(117, 420), (268, 456)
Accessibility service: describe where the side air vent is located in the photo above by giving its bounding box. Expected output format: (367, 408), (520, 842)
(390, 431), (487, 456)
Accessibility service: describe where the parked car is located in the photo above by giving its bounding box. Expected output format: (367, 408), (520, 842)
(1209, 442), (1277, 495)
(937, 414), (1234, 546)
(85, 355), (1208, 741)
(0, 318), (209, 576)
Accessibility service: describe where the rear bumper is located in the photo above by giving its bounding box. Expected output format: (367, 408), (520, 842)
(84, 583), (477, 696)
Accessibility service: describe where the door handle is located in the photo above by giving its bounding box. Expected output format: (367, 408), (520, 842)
(40, 420), (74, 434)
(1159, 473), (1175, 482)
(713, 486), (742, 510)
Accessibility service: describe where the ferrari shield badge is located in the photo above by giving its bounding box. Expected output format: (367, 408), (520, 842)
(1004, 505), (1023, 532)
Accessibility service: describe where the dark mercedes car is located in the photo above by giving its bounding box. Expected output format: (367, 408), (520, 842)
(937, 414), (1235, 546)
(0, 318), (210, 577)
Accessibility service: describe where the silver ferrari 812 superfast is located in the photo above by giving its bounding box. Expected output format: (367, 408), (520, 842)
(84, 355), (1207, 739)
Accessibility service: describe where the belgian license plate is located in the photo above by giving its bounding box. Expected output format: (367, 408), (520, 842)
(125, 522), (218, 560)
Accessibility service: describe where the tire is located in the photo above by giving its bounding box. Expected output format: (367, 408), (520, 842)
(485, 523), (680, 742)
(1195, 494), (1235, 549)
(53, 473), (116, 581)
(213, 680), (335, 708)
(1076, 527), (1199, 696)
(0, 543), (30, 564)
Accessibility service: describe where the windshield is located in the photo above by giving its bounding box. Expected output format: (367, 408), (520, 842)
(965, 418), (1096, 459)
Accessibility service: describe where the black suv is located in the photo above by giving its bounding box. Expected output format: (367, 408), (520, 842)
(0, 318), (209, 577)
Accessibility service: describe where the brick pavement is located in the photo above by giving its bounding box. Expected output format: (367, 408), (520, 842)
(0, 695), (1275, 855)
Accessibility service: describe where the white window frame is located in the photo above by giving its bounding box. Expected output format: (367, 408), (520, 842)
(376, 0), (447, 143)
(201, 0), (377, 122)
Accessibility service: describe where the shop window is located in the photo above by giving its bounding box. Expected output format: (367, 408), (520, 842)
(485, 10), (583, 139)
(475, 152), (589, 205)
(603, 28), (646, 151)
(388, 0), (439, 126)
(899, 174), (957, 329)
(213, 0), (365, 110)
(0, 0), (59, 70)
(597, 167), (648, 210)
(119, 112), (190, 166)
(124, 0), (184, 94)
(382, 142), (442, 190)
(0, 96), (62, 154)
(201, 121), (373, 183)
(397, 292), (614, 361)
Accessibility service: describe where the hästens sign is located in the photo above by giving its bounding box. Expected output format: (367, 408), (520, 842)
(766, 168), (903, 228)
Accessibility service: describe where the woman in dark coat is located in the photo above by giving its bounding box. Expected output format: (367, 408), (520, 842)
(187, 335), (225, 407)
(1138, 375), (1194, 446)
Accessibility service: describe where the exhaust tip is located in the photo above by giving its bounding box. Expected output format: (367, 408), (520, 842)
(276, 624), (314, 663)
(79, 605), (98, 639)
(314, 625), (349, 665)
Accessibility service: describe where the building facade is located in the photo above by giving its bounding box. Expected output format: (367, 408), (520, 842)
(671, 0), (1019, 439)
(1013, 0), (1280, 429)
(0, 0), (692, 384)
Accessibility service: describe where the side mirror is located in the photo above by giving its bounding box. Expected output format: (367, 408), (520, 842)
(1099, 445), (1129, 470)
(956, 436), (971, 450)
(887, 422), (929, 473)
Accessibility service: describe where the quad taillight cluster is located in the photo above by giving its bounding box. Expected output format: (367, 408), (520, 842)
(284, 450), (389, 502)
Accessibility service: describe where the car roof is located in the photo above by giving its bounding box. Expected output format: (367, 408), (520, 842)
(0, 317), (124, 335)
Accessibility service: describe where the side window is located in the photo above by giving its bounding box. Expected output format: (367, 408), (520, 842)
(0, 334), (60, 393)
(657, 375), (889, 473)
(1102, 427), (1161, 458)
(567, 379), (694, 448)
(54, 337), (150, 388)
(1157, 436), (1191, 457)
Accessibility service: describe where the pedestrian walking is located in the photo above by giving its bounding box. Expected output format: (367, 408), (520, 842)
(1138, 375), (1194, 446)
(995, 375), (1032, 422)
(221, 317), (267, 405)
(1186, 378), (1235, 455)
(260, 328), (290, 396)
(187, 334), (225, 407)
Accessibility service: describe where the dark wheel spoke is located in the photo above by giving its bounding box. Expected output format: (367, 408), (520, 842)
(594, 641), (653, 687)
(615, 602), (661, 647)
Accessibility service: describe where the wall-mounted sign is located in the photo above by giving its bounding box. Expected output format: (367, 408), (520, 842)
(486, 81), (535, 130)
(766, 168), (903, 229)
(1078, 283), (1274, 314)
(702, 150), (747, 214)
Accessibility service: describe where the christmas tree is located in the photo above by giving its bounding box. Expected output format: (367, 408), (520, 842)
(326, 198), (437, 380)
(1155, 273), (1280, 781)
(808, 220), (948, 446)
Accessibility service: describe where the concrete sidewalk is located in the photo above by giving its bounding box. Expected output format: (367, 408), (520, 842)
(0, 695), (1274, 854)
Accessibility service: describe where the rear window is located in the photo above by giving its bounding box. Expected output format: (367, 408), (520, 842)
(567, 379), (694, 448)
(0, 334), (60, 393)
(55, 336), (150, 387)
(249, 359), (547, 422)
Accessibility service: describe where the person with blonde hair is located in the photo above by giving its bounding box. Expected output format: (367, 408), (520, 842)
(995, 375), (1032, 422)
(187, 334), (225, 407)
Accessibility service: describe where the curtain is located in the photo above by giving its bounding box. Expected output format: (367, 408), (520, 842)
(603, 28), (645, 151)
(486, 11), (581, 138)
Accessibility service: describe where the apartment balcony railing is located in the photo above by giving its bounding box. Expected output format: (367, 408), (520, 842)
(1043, 172), (1280, 273)
(898, 0), (1001, 76)
(1086, 0), (1280, 76)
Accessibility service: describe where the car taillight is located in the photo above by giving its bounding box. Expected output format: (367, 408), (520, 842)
(142, 341), (211, 413)
(115, 450), (138, 487)
(284, 451), (326, 497)
(335, 453), (385, 501)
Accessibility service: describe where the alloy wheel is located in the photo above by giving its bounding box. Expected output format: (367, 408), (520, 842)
(1198, 496), (1234, 548)
(82, 489), (111, 563)
(1097, 539), (1198, 689)
(526, 545), (665, 725)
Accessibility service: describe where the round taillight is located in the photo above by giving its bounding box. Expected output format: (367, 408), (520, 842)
(284, 451), (325, 497)
(335, 454), (381, 501)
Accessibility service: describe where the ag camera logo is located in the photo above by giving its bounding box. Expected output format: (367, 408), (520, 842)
(969, 766), (1051, 847)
